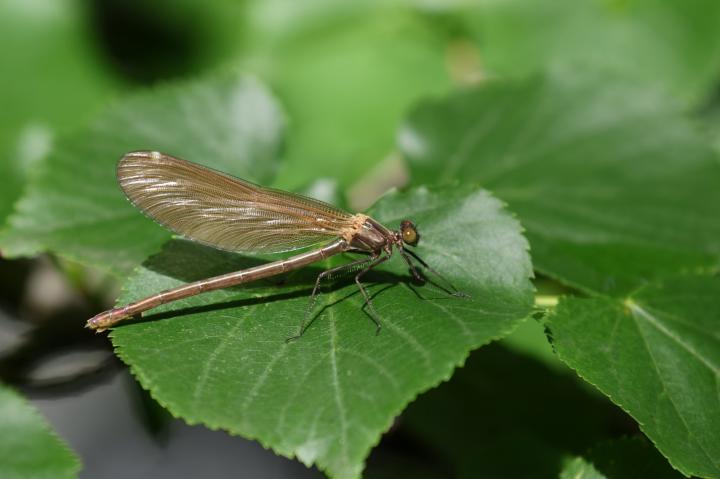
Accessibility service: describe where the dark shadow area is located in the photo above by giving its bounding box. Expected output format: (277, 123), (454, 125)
(366, 343), (638, 479)
(142, 238), (277, 285)
(0, 300), (121, 396)
(0, 257), (35, 310)
(587, 436), (681, 479)
(0, 256), (121, 396)
(86, 0), (210, 83)
(365, 425), (454, 479)
(125, 372), (175, 441)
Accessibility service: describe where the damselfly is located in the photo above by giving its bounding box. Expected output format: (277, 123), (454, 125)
(86, 151), (464, 339)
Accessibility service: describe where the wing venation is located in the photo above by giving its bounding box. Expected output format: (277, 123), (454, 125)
(117, 151), (356, 253)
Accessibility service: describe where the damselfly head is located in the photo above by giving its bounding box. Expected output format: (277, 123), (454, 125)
(400, 220), (419, 246)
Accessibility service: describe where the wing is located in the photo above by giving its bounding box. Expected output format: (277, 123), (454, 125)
(117, 151), (357, 253)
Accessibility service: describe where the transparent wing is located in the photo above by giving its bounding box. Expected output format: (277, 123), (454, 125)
(117, 151), (357, 253)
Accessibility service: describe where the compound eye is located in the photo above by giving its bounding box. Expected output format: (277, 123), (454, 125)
(403, 228), (417, 244)
(400, 220), (418, 245)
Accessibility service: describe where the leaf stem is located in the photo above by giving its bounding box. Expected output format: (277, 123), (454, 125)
(534, 294), (559, 309)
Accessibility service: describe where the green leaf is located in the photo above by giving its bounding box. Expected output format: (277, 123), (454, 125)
(0, 0), (119, 226)
(109, 185), (534, 479)
(546, 276), (720, 478)
(0, 383), (80, 479)
(243, 4), (452, 190)
(559, 457), (604, 479)
(0, 148), (25, 231)
(701, 100), (720, 156)
(468, 0), (720, 106)
(0, 72), (284, 275)
(400, 74), (720, 295)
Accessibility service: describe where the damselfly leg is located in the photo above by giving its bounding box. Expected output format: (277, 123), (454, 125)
(287, 253), (391, 341)
(354, 254), (390, 335)
(287, 255), (377, 342)
(400, 248), (469, 299)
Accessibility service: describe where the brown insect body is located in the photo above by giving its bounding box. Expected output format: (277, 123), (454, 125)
(87, 151), (458, 337)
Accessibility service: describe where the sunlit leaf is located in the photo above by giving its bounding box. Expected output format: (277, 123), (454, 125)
(559, 457), (604, 479)
(468, 0), (720, 106)
(109, 185), (534, 479)
(547, 276), (720, 478)
(401, 74), (720, 295)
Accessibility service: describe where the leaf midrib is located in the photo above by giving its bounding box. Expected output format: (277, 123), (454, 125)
(630, 301), (719, 470)
(628, 301), (719, 376)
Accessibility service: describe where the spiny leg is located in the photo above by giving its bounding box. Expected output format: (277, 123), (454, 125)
(286, 255), (376, 342)
(355, 254), (390, 335)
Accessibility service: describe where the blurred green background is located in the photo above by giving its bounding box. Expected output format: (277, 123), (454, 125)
(1, 1), (719, 478)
